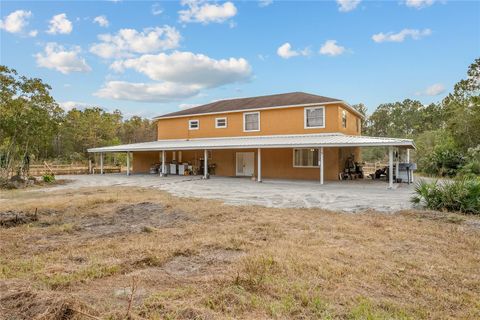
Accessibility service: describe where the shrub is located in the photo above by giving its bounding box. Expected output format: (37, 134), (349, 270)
(411, 178), (480, 214)
(458, 146), (480, 178)
(42, 173), (55, 183)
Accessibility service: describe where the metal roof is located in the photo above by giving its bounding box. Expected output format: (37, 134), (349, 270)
(88, 133), (415, 153)
(156, 92), (342, 119)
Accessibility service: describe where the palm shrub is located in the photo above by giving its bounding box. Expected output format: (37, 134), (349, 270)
(411, 177), (480, 214)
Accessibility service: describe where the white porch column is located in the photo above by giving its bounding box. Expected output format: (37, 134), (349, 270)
(406, 148), (414, 183)
(257, 148), (262, 182)
(203, 149), (208, 179)
(126, 152), (130, 176)
(388, 147), (393, 189)
(100, 152), (104, 175)
(319, 147), (324, 185)
(161, 150), (166, 176)
(395, 148), (399, 181)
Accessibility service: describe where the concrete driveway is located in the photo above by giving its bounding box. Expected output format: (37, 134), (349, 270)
(41, 174), (417, 212)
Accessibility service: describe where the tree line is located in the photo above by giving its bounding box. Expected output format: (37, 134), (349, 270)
(0, 66), (156, 179)
(356, 58), (479, 177)
(1, 59), (479, 179)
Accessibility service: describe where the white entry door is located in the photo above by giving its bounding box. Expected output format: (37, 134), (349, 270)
(236, 152), (255, 176)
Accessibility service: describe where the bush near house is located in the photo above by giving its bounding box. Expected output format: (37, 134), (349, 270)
(411, 177), (480, 214)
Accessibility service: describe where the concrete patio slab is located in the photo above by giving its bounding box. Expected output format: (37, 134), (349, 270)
(31, 174), (417, 212)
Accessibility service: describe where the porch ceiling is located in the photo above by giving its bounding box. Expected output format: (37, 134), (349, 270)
(87, 133), (415, 153)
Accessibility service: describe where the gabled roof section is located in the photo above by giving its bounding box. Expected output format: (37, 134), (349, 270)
(154, 92), (363, 119)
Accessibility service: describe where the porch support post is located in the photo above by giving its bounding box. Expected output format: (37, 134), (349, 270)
(100, 152), (104, 175)
(406, 148), (410, 163)
(319, 147), (324, 185)
(203, 149), (208, 179)
(388, 146), (393, 189)
(395, 148), (399, 182)
(126, 152), (130, 176)
(257, 148), (262, 182)
(161, 150), (166, 176)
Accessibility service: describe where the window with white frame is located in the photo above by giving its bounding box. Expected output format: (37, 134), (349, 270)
(215, 117), (227, 128)
(243, 112), (260, 131)
(293, 149), (319, 167)
(188, 119), (199, 130)
(304, 106), (325, 128)
(342, 110), (347, 128)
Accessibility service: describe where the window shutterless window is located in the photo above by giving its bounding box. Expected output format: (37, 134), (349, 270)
(342, 110), (347, 128)
(243, 112), (260, 132)
(215, 117), (227, 128)
(293, 149), (319, 167)
(188, 119), (199, 130)
(304, 106), (325, 129)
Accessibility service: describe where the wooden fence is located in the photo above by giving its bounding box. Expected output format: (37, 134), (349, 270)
(362, 162), (388, 176)
(29, 162), (121, 176)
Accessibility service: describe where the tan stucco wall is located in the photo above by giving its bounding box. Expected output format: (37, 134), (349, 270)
(132, 147), (360, 180)
(156, 104), (362, 140)
(132, 152), (160, 173)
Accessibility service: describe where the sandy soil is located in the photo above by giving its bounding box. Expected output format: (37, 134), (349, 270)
(0, 187), (479, 319)
(33, 174), (418, 212)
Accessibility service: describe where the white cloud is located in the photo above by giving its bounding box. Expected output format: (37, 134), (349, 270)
(257, 54), (268, 61)
(417, 83), (445, 96)
(111, 51), (252, 88)
(95, 81), (201, 102)
(405, 0), (436, 9)
(259, 0), (273, 7)
(277, 42), (310, 59)
(372, 28), (431, 43)
(59, 101), (89, 111)
(90, 26), (181, 59)
(0, 10), (33, 34)
(151, 3), (163, 15)
(99, 51), (251, 102)
(179, 103), (200, 110)
(179, 0), (237, 24)
(93, 15), (109, 27)
(336, 0), (361, 12)
(47, 13), (73, 34)
(35, 43), (91, 74)
(28, 30), (38, 37)
(319, 40), (346, 56)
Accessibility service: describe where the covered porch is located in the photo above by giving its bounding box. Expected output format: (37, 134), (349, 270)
(87, 133), (415, 189)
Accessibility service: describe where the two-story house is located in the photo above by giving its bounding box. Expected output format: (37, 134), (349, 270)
(88, 92), (415, 187)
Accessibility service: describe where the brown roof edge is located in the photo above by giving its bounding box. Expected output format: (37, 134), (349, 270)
(153, 92), (364, 120)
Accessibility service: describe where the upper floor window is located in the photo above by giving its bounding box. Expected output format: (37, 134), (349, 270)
(244, 112), (260, 132)
(189, 119), (199, 130)
(342, 110), (347, 128)
(304, 106), (325, 129)
(215, 117), (227, 128)
(356, 118), (361, 133)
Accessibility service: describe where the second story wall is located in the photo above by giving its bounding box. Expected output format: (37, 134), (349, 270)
(156, 103), (361, 140)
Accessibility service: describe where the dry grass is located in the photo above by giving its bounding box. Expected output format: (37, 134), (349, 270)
(0, 187), (479, 319)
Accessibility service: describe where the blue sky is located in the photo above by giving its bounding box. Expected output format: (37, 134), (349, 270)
(1, 0), (479, 118)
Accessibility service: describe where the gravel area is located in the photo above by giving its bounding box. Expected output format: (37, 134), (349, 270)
(24, 174), (419, 212)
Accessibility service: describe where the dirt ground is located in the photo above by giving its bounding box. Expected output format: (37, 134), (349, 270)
(0, 186), (479, 319)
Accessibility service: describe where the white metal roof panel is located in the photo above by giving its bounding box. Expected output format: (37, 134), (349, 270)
(88, 133), (415, 153)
